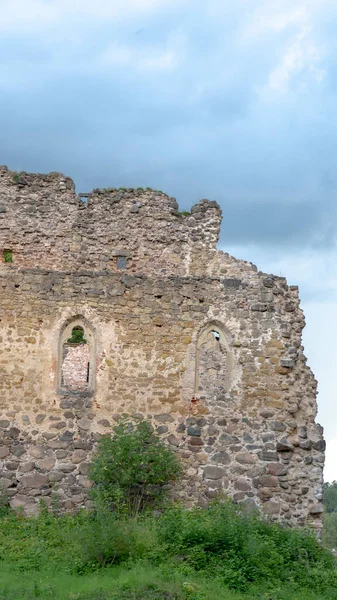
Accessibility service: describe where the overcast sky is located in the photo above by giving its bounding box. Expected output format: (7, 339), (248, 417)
(1, 0), (336, 479)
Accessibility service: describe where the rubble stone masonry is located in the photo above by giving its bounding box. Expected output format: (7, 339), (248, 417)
(0, 165), (325, 531)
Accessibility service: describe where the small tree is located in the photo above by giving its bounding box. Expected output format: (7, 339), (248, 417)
(89, 419), (182, 517)
(323, 482), (337, 514)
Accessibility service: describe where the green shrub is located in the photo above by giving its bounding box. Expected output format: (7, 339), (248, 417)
(67, 326), (87, 344)
(72, 512), (157, 571)
(157, 502), (337, 593)
(3, 250), (13, 263)
(0, 509), (84, 571)
(88, 419), (182, 516)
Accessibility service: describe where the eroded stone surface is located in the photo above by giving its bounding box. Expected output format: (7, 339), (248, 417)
(0, 166), (324, 531)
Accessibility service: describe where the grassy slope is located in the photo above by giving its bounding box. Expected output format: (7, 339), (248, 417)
(0, 504), (335, 600)
(0, 564), (334, 600)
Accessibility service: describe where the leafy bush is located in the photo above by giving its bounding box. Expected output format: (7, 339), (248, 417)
(3, 250), (13, 263)
(0, 508), (84, 571)
(88, 419), (182, 516)
(67, 326), (87, 344)
(157, 502), (337, 594)
(72, 512), (157, 571)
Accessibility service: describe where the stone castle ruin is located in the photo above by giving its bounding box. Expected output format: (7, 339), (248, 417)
(0, 165), (325, 529)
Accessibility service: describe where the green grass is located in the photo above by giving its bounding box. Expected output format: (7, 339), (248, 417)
(0, 565), (241, 600)
(0, 503), (336, 600)
(0, 563), (335, 600)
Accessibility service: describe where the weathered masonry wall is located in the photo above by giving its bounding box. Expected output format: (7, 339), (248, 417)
(0, 166), (325, 531)
(0, 166), (220, 276)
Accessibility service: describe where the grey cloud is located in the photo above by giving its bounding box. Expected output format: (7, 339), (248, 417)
(1, 1), (337, 252)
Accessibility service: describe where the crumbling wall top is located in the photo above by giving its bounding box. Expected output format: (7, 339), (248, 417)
(0, 166), (223, 275)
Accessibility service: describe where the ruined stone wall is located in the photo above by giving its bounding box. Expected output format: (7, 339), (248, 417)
(0, 167), (325, 531)
(0, 166), (221, 276)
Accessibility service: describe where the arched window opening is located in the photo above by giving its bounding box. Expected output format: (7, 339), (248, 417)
(3, 250), (13, 263)
(196, 325), (231, 397)
(58, 318), (95, 394)
(67, 326), (87, 345)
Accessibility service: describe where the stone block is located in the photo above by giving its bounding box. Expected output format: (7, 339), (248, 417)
(11, 444), (26, 457)
(211, 451), (230, 465)
(167, 434), (180, 447)
(8, 428), (20, 439)
(29, 446), (45, 458)
(59, 430), (74, 442)
(220, 433), (239, 444)
(277, 439), (294, 453)
(10, 495), (39, 516)
(79, 463), (90, 475)
(258, 475), (278, 487)
(156, 426), (168, 434)
(6, 461), (19, 470)
(49, 472), (65, 482)
(58, 463), (77, 473)
(71, 449), (88, 463)
(78, 476), (93, 489)
(234, 478), (251, 492)
(309, 504), (324, 515)
(38, 457), (56, 470)
(299, 440), (312, 450)
(259, 409), (275, 419)
(20, 473), (48, 488)
(187, 426), (201, 437)
(263, 501), (280, 515)
(19, 461), (35, 473)
(188, 437), (203, 446)
(204, 466), (226, 480)
(313, 440), (326, 452)
(0, 446), (9, 459)
(267, 463), (287, 476)
(246, 465), (266, 478)
(270, 421), (286, 432)
(77, 418), (91, 431)
(236, 452), (257, 465)
(35, 415), (46, 424)
(259, 451), (279, 462)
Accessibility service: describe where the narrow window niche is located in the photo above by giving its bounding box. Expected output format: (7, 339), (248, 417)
(195, 324), (232, 398)
(111, 250), (131, 271)
(3, 250), (13, 263)
(58, 317), (95, 395)
(117, 255), (127, 270)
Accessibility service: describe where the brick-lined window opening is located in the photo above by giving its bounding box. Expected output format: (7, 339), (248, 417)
(3, 250), (13, 263)
(196, 325), (232, 398)
(59, 320), (95, 394)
